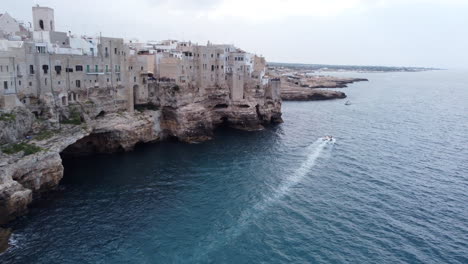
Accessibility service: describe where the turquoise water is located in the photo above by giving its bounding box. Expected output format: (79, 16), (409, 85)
(2, 70), (468, 263)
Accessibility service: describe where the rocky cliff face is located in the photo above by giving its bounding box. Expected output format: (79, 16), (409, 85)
(155, 82), (282, 142)
(62, 111), (161, 155)
(0, 107), (35, 145)
(0, 110), (161, 225)
(0, 79), (282, 230)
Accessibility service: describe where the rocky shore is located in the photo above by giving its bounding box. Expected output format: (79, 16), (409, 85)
(0, 94), (282, 248)
(280, 76), (367, 101)
(267, 65), (368, 102)
(300, 76), (369, 89)
(282, 86), (347, 101)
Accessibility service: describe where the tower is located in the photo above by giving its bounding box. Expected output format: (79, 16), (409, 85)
(32, 5), (55, 32)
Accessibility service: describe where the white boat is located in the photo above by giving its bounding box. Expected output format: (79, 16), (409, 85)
(345, 101), (352, 106)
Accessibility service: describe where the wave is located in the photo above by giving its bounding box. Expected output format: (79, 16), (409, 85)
(195, 138), (334, 260)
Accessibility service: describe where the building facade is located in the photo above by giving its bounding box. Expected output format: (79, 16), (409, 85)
(0, 5), (280, 116)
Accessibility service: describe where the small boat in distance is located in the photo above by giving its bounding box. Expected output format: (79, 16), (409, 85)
(345, 101), (352, 105)
(323, 136), (334, 142)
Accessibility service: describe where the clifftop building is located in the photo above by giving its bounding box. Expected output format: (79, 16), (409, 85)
(0, 5), (280, 122)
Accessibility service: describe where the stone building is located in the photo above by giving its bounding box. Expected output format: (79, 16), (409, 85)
(0, 5), (281, 121)
(0, 6), (129, 115)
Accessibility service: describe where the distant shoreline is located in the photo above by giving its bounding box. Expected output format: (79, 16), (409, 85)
(268, 62), (442, 73)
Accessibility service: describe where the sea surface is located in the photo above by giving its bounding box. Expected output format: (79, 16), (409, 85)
(1, 70), (467, 263)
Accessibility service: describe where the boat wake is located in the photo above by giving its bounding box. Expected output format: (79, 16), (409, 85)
(195, 138), (335, 260)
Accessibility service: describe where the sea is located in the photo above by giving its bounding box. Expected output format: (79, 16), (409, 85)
(1, 70), (467, 263)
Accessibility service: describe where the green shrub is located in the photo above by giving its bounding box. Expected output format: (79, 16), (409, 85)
(0, 113), (16, 122)
(61, 108), (83, 125)
(35, 130), (58, 141)
(2, 143), (42, 156)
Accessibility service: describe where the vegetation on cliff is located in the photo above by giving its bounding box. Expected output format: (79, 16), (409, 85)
(0, 113), (16, 122)
(60, 108), (83, 125)
(1, 142), (43, 156)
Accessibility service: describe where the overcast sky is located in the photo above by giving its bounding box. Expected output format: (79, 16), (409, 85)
(3, 0), (468, 68)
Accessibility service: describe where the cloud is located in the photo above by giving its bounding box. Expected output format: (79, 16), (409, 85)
(151, 0), (468, 21)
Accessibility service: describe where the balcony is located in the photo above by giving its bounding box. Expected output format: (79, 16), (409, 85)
(86, 70), (105, 75)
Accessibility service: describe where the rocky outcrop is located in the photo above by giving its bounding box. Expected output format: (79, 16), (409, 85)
(0, 227), (12, 253)
(0, 110), (161, 225)
(0, 107), (35, 145)
(0, 126), (90, 225)
(304, 77), (368, 89)
(62, 111), (162, 155)
(155, 82), (283, 142)
(282, 86), (347, 101)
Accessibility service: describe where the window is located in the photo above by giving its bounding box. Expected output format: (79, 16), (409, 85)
(141, 66), (144, 71)
(45, 78), (47, 85)
(105, 47), (109, 57)
(30, 65), (34, 74)
(114, 48), (117, 55)
(0, 66), (3, 72)
(134, 76), (136, 82)
(42, 65), (49, 74)
(107, 78), (109, 83)
(6, 66), (9, 72)
(18, 80), (21, 86)
(3, 81), (7, 90)
(76, 65), (83, 71)
(95, 65), (98, 72)
(29, 82), (32, 86)
(106, 65), (109, 72)
(86, 65), (90, 72)
(76, 80), (81, 88)
(55, 65), (62, 75)
(39, 20), (44, 30)
(211, 65), (215, 71)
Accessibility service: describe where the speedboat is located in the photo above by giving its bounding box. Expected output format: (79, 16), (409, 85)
(323, 136), (334, 142)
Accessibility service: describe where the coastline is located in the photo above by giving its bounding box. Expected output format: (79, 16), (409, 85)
(0, 100), (282, 234)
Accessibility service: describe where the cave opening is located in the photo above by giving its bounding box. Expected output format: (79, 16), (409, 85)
(214, 104), (228, 109)
(60, 132), (125, 159)
(96, 111), (106, 118)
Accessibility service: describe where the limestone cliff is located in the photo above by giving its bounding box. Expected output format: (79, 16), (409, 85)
(154, 82), (282, 142)
(0, 78), (282, 228)
(0, 107), (35, 145)
(0, 110), (161, 225)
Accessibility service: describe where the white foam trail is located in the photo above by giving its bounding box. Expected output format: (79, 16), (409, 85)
(196, 138), (334, 259)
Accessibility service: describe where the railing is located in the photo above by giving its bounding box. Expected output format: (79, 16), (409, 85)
(86, 70), (105, 75)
